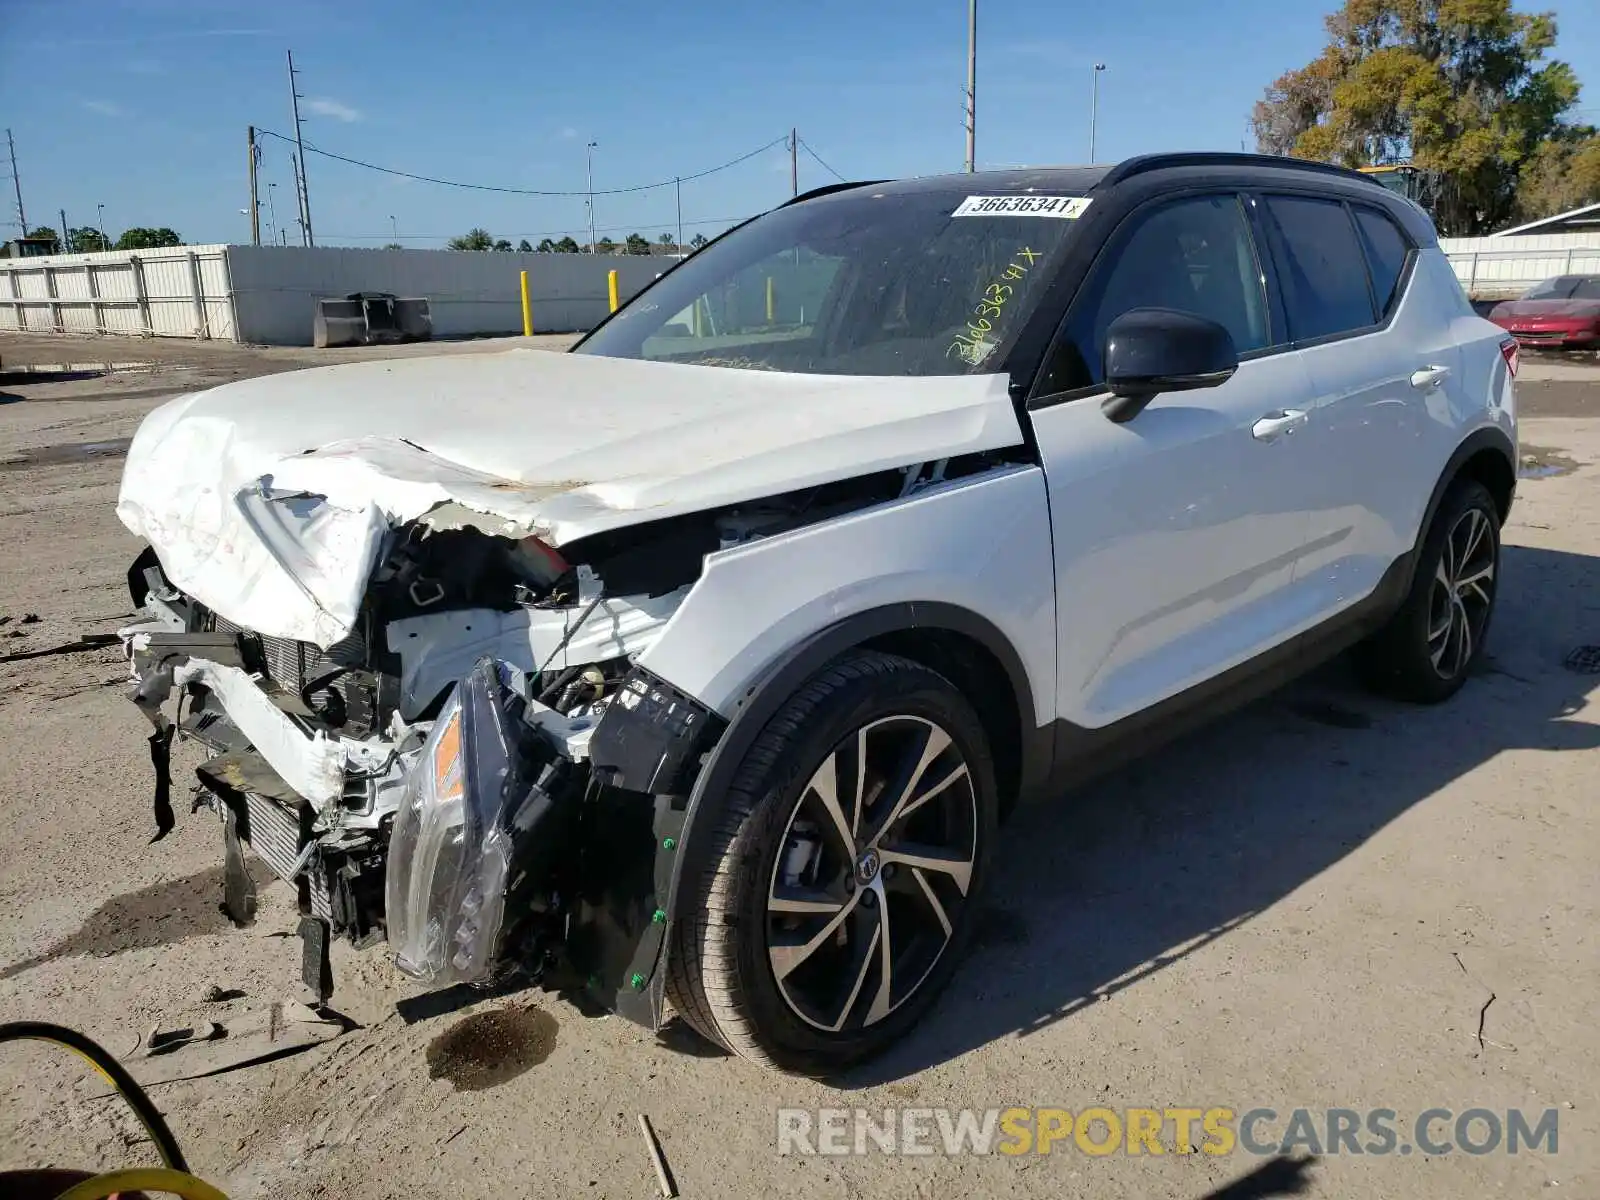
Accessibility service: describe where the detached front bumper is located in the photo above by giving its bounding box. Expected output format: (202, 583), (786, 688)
(120, 600), (726, 1025)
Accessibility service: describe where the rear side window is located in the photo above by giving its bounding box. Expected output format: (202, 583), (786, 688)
(1265, 195), (1376, 341)
(1574, 277), (1600, 300)
(1352, 206), (1411, 316)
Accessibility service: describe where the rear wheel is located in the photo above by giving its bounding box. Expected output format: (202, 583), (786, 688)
(1355, 478), (1500, 703)
(664, 650), (997, 1075)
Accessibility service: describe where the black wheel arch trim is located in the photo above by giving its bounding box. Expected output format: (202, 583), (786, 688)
(635, 602), (1052, 1027)
(1408, 425), (1515, 590)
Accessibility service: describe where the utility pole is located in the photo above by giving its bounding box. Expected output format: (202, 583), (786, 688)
(290, 153), (306, 246)
(675, 176), (682, 250)
(59, 208), (67, 253)
(790, 128), (798, 197)
(287, 50), (315, 246)
(1089, 64), (1106, 162)
(247, 126), (261, 245)
(6, 129), (25, 231)
(586, 141), (598, 255)
(964, 0), (977, 172)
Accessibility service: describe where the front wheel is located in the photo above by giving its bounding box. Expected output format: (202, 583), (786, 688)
(664, 650), (997, 1075)
(1355, 478), (1500, 703)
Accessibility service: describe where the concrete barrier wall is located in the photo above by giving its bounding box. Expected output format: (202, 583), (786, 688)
(226, 247), (672, 344)
(0, 245), (677, 345)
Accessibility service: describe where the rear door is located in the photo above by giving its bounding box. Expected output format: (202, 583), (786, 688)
(1026, 191), (1324, 729)
(1254, 193), (1458, 614)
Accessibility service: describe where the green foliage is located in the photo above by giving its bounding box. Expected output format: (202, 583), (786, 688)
(492, 239), (514, 251)
(624, 232), (651, 255)
(595, 236), (617, 255)
(658, 232), (676, 247)
(24, 226), (60, 252)
(517, 239), (534, 252)
(446, 228), (495, 251)
(66, 227), (110, 253)
(1518, 133), (1600, 218)
(115, 227), (182, 250)
(1251, 0), (1588, 233)
(689, 233), (708, 249)
(554, 236), (581, 253)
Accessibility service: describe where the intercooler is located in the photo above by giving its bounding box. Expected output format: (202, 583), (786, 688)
(212, 615), (376, 735)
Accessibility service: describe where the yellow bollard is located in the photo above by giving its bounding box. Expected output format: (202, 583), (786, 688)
(607, 268), (619, 314)
(766, 275), (774, 323)
(520, 269), (533, 337)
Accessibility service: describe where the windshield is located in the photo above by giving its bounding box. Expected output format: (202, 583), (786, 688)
(574, 187), (1086, 376)
(1523, 276), (1581, 300)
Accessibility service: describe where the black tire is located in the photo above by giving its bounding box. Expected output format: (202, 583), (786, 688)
(664, 650), (997, 1075)
(1354, 478), (1500, 703)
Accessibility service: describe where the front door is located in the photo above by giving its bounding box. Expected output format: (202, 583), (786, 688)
(1026, 191), (1324, 728)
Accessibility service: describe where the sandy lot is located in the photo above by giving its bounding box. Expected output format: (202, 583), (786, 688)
(1, 333), (1597, 1199)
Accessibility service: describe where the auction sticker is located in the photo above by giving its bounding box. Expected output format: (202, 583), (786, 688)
(952, 195), (1092, 218)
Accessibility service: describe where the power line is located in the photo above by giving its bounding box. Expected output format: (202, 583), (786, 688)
(254, 129), (788, 196)
(318, 212), (756, 243)
(797, 137), (847, 183)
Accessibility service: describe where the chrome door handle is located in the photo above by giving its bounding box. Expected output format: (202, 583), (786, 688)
(1410, 365), (1451, 390)
(1251, 409), (1308, 441)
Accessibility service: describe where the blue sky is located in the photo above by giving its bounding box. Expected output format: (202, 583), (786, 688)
(2, 0), (1597, 248)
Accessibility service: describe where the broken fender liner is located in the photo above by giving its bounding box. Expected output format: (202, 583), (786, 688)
(146, 725), (176, 843)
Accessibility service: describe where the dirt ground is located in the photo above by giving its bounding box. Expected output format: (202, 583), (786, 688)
(1, 332), (1597, 1199)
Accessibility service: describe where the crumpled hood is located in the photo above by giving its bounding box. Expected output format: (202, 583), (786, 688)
(118, 348), (1022, 647)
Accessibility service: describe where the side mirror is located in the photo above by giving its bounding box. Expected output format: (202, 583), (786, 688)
(1102, 307), (1239, 423)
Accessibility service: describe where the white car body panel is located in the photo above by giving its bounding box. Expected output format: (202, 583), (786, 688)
(116, 349), (1023, 647)
(1029, 350), (1329, 728)
(1290, 248), (1515, 616)
(638, 465), (1058, 726)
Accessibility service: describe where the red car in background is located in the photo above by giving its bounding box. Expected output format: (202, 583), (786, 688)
(1488, 274), (1600, 350)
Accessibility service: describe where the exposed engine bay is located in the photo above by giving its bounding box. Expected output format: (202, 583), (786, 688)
(119, 457), (1001, 1019)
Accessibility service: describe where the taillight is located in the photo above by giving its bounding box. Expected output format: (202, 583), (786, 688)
(1499, 337), (1519, 377)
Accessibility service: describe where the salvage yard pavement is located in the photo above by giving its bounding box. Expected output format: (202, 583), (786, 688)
(1, 331), (1597, 1199)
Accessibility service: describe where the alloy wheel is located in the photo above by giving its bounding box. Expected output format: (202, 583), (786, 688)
(1427, 506), (1496, 680)
(765, 715), (977, 1033)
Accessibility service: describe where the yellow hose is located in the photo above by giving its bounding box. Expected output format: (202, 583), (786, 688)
(51, 1167), (229, 1200)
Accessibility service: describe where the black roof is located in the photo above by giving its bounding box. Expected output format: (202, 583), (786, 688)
(792, 152), (1383, 204)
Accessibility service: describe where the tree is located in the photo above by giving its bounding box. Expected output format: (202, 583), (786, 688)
(625, 232), (651, 255)
(446, 228), (495, 251)
(67, 227), (110, 253)
(115, 227), (181, 250)
(658, 232), (677, 250)
(493, 238), (514, 251)
(689, 233), (708, 249)
(383, 242), (404, 250)
(517, 238), (534, 252)
(536, 238), (558, 252)
(554, 236), (581, 253)
(25, 226), (60, 253)
(1517, 131), (1600, 218)
(1250, 0), (1587, 234)
(595, 236), (617, 255)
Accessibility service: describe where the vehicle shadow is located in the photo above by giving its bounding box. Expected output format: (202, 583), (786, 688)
(845, 542), (1600, 1085)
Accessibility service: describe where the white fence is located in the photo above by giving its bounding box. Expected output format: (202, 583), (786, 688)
(0, 246), (673, 345)
(1440, 233), (1600, 298)
(0, 245), (236, 339)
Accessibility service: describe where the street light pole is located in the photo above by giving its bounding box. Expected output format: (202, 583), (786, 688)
(266, 182), (279, 243)
(964, 0), (977, 172)
(389, 214), (399, 244)
(1090, 62), (1106, 162)
(586, 141), (598, 255)
(96, 203), (107, 250)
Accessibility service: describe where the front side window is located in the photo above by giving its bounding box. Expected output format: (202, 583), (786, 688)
(1571, 276), (1600, 300)
(1037, 193), (1269, 395)
(577, 188), (1084, 376)
(1265, 195), (1377, 340)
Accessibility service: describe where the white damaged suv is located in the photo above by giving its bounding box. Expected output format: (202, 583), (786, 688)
(117, 152), (1517, 1074)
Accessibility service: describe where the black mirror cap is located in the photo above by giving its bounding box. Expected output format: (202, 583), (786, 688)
(1102, 307), (1240, 422)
